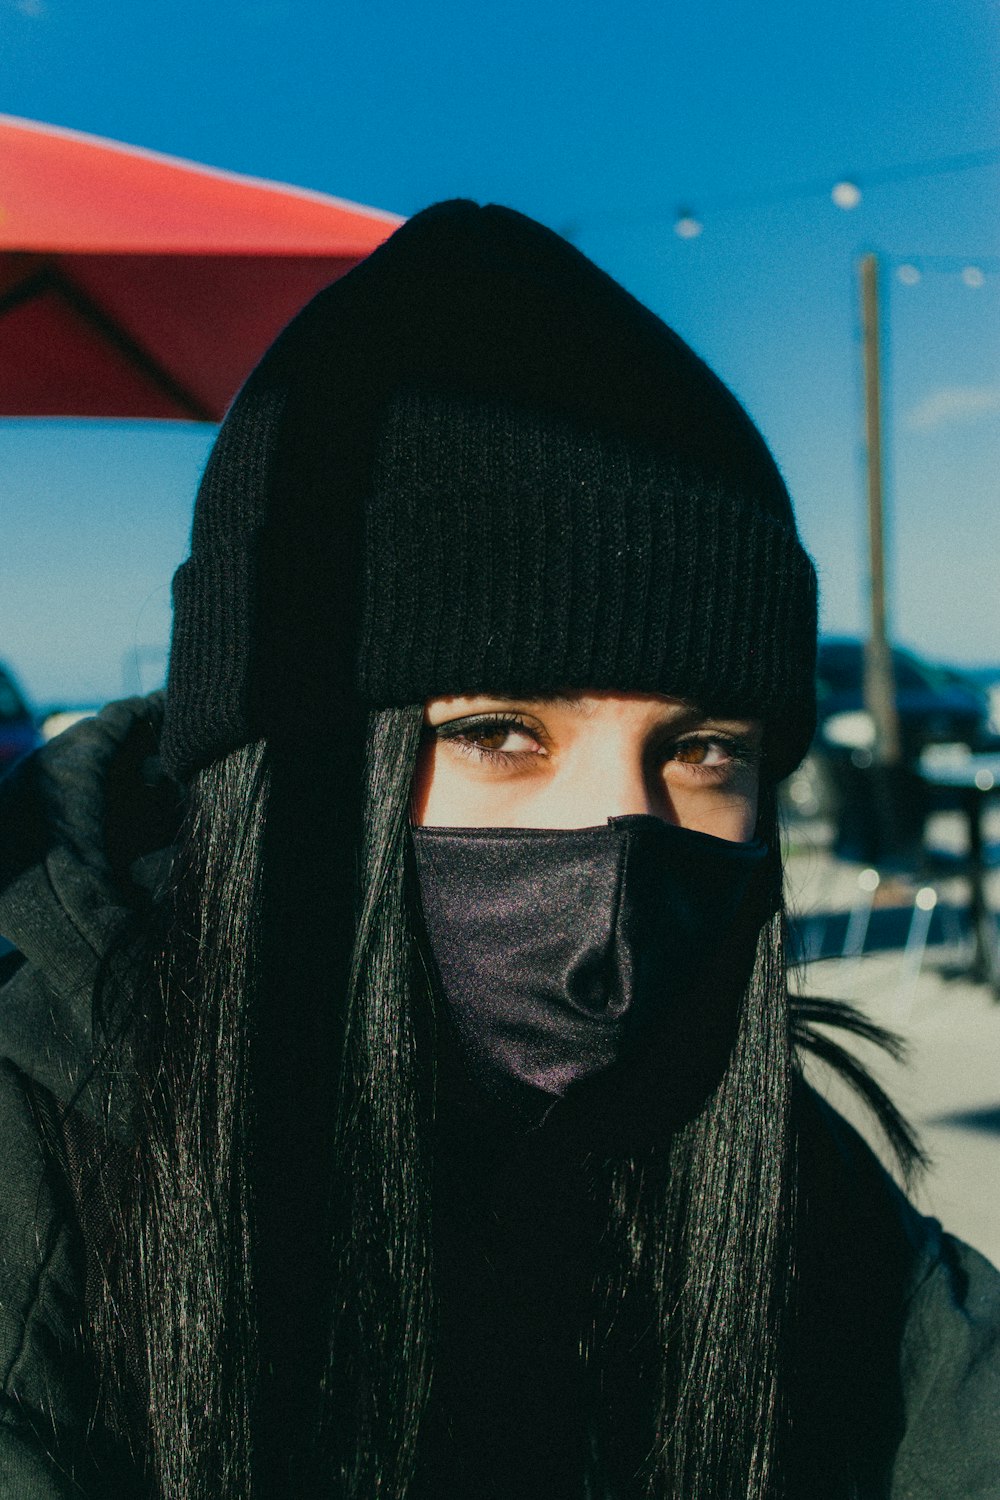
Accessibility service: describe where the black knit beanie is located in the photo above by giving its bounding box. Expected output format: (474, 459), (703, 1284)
(162, 199), (817, 782)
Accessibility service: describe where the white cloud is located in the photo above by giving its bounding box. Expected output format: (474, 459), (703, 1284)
(905, 384), (1000, 432)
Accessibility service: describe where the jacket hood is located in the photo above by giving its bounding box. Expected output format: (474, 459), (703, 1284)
(0, 694), (178, 1110)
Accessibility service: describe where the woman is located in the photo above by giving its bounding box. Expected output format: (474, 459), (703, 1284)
(0, 200), (997, 1499)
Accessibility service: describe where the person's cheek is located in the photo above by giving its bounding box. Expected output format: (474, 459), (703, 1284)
(665, 778), (759, 842)
(410, 738), (438, 825)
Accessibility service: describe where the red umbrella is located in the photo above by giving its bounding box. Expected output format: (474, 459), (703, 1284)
(0, 114), (403, 420)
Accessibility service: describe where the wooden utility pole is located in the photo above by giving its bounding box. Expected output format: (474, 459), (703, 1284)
(859, 252), (902, 766)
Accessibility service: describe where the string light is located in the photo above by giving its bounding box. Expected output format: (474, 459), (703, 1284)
(627, 145), (1000, 240)
(673, 209), (703, 239)
(887, 255), (999, 287)
(564, 150), (1000, 282)
(831, 180), (862, 209)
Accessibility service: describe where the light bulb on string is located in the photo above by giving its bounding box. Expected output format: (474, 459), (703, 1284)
(897, 264), (921, 286)
(673, 208), (703, 240)
(831, 180), (862, 210)
(961, 265), (985, 288)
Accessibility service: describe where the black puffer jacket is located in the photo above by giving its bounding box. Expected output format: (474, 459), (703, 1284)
(0, 697), (998, 1497)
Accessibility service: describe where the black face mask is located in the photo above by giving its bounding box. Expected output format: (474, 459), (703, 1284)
(411, 815), (769, 1136)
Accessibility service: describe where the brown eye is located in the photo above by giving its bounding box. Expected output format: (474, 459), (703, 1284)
(474, 729), (513, 752)
(466, 723), (542, 755)
(668, 737), (746, 771)
(673, 740), (710, 765)
(432, 714), (547, 762)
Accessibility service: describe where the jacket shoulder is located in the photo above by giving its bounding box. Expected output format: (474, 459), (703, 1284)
(0, 1058), (88, 1491)
(793, 1084), (1000, 1496)
(891, 1228), (1000, 1498)
(0, 1059), (144, 1496)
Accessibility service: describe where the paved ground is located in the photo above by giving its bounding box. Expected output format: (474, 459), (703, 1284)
(785, 812), (1000, 1268)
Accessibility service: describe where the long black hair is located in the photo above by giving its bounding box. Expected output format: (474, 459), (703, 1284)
(69, 703), (920, 1499)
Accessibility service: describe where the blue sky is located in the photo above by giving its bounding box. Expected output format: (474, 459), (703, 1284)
(2, 0), (998, 705)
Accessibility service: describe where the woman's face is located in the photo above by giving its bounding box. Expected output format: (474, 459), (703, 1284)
(413, 691), (762, 841)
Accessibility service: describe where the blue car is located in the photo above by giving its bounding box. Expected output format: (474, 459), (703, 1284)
(784, 638), (988, 826)
(0, 663), (41, 774)
(815, 638), (987, 762)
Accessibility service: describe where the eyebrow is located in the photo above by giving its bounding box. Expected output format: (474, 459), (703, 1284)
(474, 693), (704, 725)
(526, 696), (764, 736)
(516, 693), (590, 714)
(427, 692), (761, 734)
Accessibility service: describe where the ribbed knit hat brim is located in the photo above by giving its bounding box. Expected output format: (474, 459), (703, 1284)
(360, 389), (816, 775)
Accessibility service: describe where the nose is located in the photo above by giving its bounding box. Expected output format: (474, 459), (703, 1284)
(597, 772), (669, 824)
(563, 738), (672, 826)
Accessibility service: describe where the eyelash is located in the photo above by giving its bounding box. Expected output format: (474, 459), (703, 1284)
(430, 713), (757, 780)
(431, 713), (546, 767)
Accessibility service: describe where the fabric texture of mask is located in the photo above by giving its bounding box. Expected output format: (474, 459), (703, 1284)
(411, 814), (768, 1135)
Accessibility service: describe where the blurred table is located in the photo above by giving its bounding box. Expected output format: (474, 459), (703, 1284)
(919, 752), (1000, 996)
